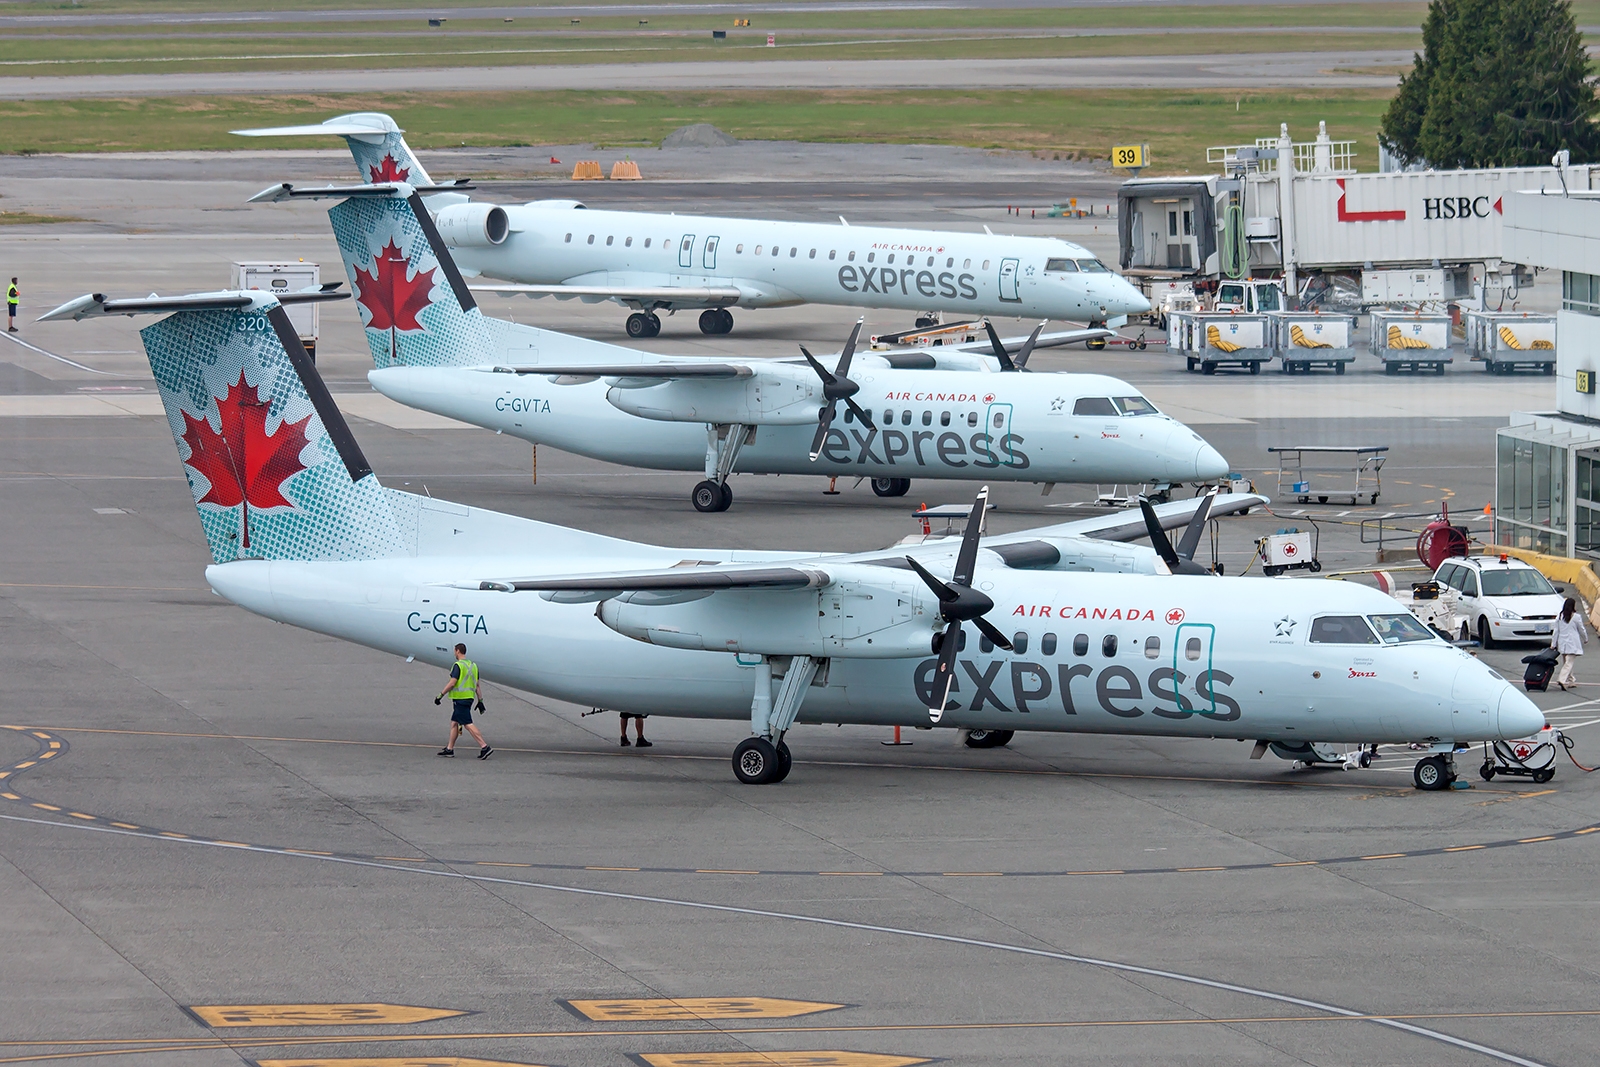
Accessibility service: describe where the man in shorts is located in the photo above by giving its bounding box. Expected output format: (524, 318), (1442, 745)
(435, 643), (492, 759)
(619, 712), (651, 748)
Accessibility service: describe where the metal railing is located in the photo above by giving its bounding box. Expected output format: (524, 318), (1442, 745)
(1205, 139), (1357, 175)
(1358, 511), (1493, 554)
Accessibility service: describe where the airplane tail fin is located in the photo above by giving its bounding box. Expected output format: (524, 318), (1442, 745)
(40, 290), (408, 564)
(233, 112), (433, 187)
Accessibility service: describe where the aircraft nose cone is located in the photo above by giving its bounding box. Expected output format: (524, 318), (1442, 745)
(1496, 686), (1546, 739)
(1110, 277), (1151, 315)
(1192, 439), (1229, 481)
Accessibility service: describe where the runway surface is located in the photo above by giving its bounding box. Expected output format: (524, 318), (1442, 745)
(0, 50), (1412, 99)
(3, 153), (1599, 1067)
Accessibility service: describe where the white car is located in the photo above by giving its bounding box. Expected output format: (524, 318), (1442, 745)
(1432, 555), (1566, 648)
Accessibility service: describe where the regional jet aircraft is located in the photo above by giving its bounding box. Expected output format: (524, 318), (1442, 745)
(42, 287), (1545, 789)
(250, 182), (1226, 513)
(234, 112), (1150, 338)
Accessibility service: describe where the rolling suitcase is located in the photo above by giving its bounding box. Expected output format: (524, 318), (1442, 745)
(1522, 647), (1558, 692)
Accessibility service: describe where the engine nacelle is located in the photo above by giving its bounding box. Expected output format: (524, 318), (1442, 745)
(435, 203), (510, 247)
(604, 369), (820, 425)
(596, 581), (933, 659)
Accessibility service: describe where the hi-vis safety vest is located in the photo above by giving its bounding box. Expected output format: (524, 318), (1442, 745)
(448, 658), (479, 700)
(6, 285), (16, 306)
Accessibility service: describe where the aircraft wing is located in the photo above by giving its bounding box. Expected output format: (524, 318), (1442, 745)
(992, 492), (1267, 545)
(952, 326), (1114, 353)
(473, 283), (744, 304)
(484, 564), (832, 595)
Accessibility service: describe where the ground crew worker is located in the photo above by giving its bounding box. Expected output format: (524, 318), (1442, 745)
(435, 642), (492, 759)
(619, 712), (651, 748)
(7, 278), (17, 332)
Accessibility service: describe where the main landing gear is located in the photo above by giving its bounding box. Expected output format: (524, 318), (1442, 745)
(699, 308), (734, 335)
(693, 422), (755, 512)
(734, 655), (823, 783)
(626, 311), (662, 339)
(963, 729), (1014, 749)
(1413, 749), (1459, 790)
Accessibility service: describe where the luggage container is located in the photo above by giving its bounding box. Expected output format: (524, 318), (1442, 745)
(1462, 310), (1555, 375)
(233, 262), (321, 358)
(1270, 311), (1358, 375)
(1167, 310), (1273, 374)
(1370, 309), (1452, 375)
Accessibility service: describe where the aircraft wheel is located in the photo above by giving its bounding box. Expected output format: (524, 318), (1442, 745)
(772, 740), (793, 782)
(718, 308), (734, 334)
(645, 313), (662, 337)
(1478, 616), (1496, 650)
(1413, 755), (1450, 790)
(733, 737), (781, 784)
(719, 482), (734, 511)
(871, 477), (911, 497)
(626, 312), (651, 338)
(1533, 767), (1555, 783)
(1087, 337), (1107, 351)
(692, 480), (726, 512)
(964, 729), (1014, 749)
(699, 309), (723, 335)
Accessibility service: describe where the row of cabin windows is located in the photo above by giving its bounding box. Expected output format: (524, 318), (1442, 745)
(843, 408), (999, 429)
(968, 631), (1208, 661)
(558, 233), (991, 270)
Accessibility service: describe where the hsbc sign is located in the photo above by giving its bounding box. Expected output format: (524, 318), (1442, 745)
(1422, 196), (1499, 221)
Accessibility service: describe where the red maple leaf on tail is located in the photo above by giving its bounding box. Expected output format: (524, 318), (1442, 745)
(179, 372), (312, 511)
(368, 153), (411, 184)
(353, 239), (435, 332)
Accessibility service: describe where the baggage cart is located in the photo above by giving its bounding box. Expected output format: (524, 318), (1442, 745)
(1167, 310), (1273, 375)
(1269, 444), (1387, 505)
(1270, 311), (1358, 375)
(1370, 309), (1451, 375)
(1462, 310), (1555, 375)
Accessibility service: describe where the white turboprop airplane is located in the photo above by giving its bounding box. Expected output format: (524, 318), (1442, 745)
(42, 287), (1546, 789)
(249, 182), (1228, 513)
(234, 112), (1150, 339)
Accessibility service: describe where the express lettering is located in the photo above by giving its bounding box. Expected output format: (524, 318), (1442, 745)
(407, 611), (490, 635)
(816, 428), (1026, 470)
(1422, 196), (1491, 221)
(840, 266), (976, 301)
(914, 658), (1241, 721)
(495, 397), (551, 413)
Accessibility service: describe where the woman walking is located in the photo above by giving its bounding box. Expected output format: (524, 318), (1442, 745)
(1553, 598), (1587, 691)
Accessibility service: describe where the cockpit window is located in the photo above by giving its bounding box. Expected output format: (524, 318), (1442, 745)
(1113, 396), (1159, 416)
(1368, 613), (1435, 643)
(1076, 259), (1112, 273)
(1481, 568), (1556, 596)
(1308, 615), (1380, 644)
(1044, 258), (1078, 272)
(1072, 397), (1118, 416)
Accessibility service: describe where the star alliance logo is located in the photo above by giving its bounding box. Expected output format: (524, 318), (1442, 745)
(1274, 616), (1296, 637)
(1050, 396), (1066, 412)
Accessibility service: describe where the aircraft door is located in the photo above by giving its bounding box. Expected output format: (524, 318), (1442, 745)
(678, 234), (696, 269)
(985, 402), (1019, 466)
(1174, 622), (1216, 715)
(703, 235), (719, 271)
(998, 258), (1021, 302)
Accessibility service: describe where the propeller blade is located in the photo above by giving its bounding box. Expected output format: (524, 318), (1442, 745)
(835, 318), (865, 378)
(951, 485), (989, 587)
(798, 344), (836, 384)
(982, 321), (1018, 372)
(905, 554), (960, 604)
(843, 396), (875, 429)
(1139, 497), (1182, 569)
(808, 404), (835, 461)
(1013, 322), (1046, 370)
(927, 625), (961, 722)
(972, 615), (1015, 652)
(1174, 490), (1217, 562)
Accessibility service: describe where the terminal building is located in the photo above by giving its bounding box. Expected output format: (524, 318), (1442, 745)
(1496, 191), (1600, 557)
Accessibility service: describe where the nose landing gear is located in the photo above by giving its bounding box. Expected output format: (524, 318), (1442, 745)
(1413, 750), (1459, 790)
(698, 308), (734, 335)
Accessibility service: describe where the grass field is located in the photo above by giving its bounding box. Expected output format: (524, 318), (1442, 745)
(4, 89), (1398, 173)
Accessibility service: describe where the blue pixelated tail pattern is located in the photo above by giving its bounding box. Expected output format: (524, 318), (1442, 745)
(140, 301), (408, 563)
(335, 112), (433, 186)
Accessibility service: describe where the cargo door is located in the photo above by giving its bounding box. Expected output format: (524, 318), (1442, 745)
(1175, 623), (1216, 714)
(678, 234), (696, 269)
(998, 258), (1021, 302)
(985, 401), (1020, 466)
(702, 235), (719, 271)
